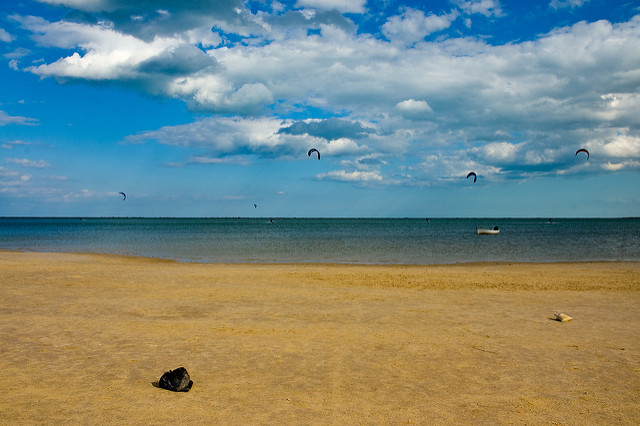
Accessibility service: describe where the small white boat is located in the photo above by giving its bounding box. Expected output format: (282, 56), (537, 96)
(476, 227), (500, 235)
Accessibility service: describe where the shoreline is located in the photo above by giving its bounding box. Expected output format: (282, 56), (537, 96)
(3, 249), (640, 268)
(1, 251), (638, 423)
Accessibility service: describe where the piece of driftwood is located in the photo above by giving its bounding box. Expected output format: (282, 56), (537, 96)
(554, 313), (573, 322)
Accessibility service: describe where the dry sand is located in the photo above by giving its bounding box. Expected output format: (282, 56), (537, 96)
(0, 251), (639, 424)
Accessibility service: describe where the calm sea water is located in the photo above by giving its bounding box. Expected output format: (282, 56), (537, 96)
(1, 218), (639, 264)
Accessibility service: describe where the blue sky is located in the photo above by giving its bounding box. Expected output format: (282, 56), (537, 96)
(1, 0), (639, 217)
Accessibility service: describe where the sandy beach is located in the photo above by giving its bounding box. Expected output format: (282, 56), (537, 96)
(0, 251), (638, 424)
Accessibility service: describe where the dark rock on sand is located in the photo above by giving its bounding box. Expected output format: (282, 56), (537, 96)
(158, 367), (193, 392)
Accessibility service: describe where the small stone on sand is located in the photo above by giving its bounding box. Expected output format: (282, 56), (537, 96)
(554, 313), (573, 322)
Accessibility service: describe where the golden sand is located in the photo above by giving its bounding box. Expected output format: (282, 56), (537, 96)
(1, 251), (639, 424)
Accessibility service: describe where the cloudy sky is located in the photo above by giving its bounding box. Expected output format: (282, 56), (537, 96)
(1, 0), (639, 217)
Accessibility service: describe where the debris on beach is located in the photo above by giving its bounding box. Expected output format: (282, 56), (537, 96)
(554, 313), (573, 322)
(158, 367), (193, 392)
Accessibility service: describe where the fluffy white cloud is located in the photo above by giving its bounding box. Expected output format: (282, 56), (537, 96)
(383, 9), (458, 44)
(396, 99), (433, 119)
(18, 11), (640, 123)
(127, 116), (285, 151)
(595, 134), (640, 158)
(296, 0), (366, 14)
(454, 0), (503, 17)
(472, 142), (520, 163)
(36, 0), (106, 11)
(322, 137), (366, 156)
(12, 3), (640, 180)
(469, 140), (564, 169)
(602, 160), (640, 171)
(317, 169), (383, 182)
(17, 16), (187, 80)
(225, 83), (274, 112)
(127, 115), (369, 162)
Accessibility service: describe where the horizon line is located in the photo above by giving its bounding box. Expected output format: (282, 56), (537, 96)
(1, 216), (638, 220)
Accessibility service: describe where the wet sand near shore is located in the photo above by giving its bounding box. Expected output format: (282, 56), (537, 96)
(1, 251), (639, 424)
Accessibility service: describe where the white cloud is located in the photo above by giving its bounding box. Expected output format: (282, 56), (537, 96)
(0, 28), (14, 42)
(11, 4), (640, 183)
(596, 134), (640, 158)
(189, 156), (246, 165)
(550, 0), (590, 10)
(296, 0), (366, 14)
(602, 160), (640, 171)
(0, 110), (38, 126)
(36, 0), (106, 11)
(5, 158), (50, 168)
(185, 26), (222, 48)
(454, 0), (503, 17)
(1, 140), (38, 149)
(322, 137), (365, 156)
(19, 10), (640, 128)
(4, 47), (31, 59)
(225, 83), (274, 113)
(127, 116), (285, 151)
(164, 16), (640, 178)
(127, 115), (369, 162)
(59, 188), (100, 201)
(472, 142), (520, 163)
(17, 16), (185, 80)
(348, 153), (388, 171)
(317, 169), (383, 182)
(0, 166), (31, 192)
(383, 9), (458, 44)
(167, 156), (252, 167)
(595, 93), (640, 123)
(396, 99), (433, 119)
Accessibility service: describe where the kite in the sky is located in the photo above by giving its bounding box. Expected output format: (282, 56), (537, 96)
(254, 204), (257, 208)
(118, 192), (126, 201)
(575, 148), (589, 160)
(308, 148), (320, 160)
(466, 172), (477, 183)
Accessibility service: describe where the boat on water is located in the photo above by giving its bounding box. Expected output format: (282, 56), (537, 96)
(476, 226), (500, 235)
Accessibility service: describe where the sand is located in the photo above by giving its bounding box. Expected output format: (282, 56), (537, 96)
(0, 251), (639, 424)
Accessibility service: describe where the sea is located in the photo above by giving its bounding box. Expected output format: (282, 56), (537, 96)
(0, 217), (639, 265)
